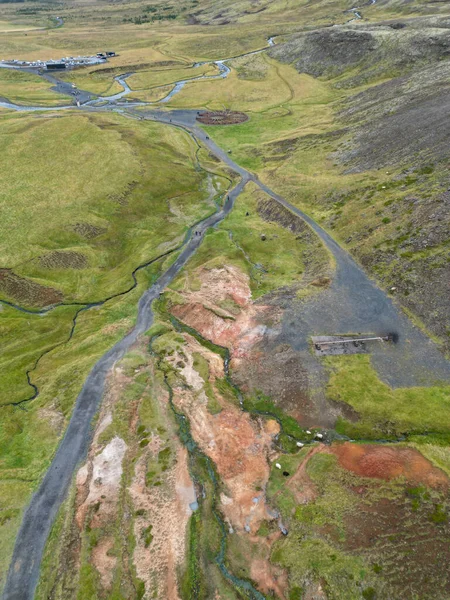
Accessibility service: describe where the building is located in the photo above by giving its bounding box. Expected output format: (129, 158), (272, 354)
(46, 63), (66, 70)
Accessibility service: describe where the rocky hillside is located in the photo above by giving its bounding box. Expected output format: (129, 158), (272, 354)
(270, 17), (450, 351)
(271, 18), (450, 85)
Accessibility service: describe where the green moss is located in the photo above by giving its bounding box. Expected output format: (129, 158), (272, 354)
(205, 382), (222, 415)
(243, 391), (306, 441)
(158, 446), (172, 471)
(193, 352), (209, 381)
(272, 536), (371, 600)
(429, 504), (447, 524)
(142, 525), (153, 547)
(289, 587), (303, 600)
(256, 520), (270, 537)
(326, 355), (450, 437)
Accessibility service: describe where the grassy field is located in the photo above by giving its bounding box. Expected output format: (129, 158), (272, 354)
(0, 69), (71, 106)
(0, 109), (234, 411)
(0, 105), (230, 590)
(326, 355), (450, 439)
(167, 53), (312, 112)
(170, 181), (330, 299)
(58, 69), (123, 96)
(0, 111), (225, 305)
(127, 62), (218, 90)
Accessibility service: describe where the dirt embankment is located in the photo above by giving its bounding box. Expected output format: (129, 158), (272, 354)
(0, 267), (63, 307)
(171, 264), (274, 365)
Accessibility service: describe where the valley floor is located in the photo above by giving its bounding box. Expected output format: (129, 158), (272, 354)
(1, 1), (450, 598)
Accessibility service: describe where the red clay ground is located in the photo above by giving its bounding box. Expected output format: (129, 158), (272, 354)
(331, 442), (449, 489)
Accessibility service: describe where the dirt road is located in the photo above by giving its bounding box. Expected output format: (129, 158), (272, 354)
(139, 107), (450, 387)
(2, 67), (450, 600)
(1, 180), (247, 600)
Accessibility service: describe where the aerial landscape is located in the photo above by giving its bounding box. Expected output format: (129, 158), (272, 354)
(0, 0), (449, 598)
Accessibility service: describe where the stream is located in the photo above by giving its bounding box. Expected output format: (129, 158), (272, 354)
(2, 175), (249, 600)
(3, 23), (450, 599)
(346, 0), (376, 21)
(150, 333), (266, 600)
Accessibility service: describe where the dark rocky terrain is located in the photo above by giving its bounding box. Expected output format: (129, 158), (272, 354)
(270, 17), (450, 352)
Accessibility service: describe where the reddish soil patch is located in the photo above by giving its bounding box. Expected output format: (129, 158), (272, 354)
(0, 268), (63, 307)
(171, 265), (274, 363)
(196, 110), (248, 125)
(331, 442), (449, 489)
(250, 558), (288, 599)
(166, 332), (279, 533)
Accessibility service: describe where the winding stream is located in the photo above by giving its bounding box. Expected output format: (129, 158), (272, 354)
(2, 175), (249, 600)
(346, 0), (376, 21)
(3, 25), (450, 599)
(150, 335), (266, 600)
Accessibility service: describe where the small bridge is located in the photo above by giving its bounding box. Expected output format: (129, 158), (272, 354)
(311, 334), (395, 356)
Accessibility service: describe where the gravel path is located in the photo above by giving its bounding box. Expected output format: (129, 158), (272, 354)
(154, 109), (450, 388)
(2, 71), (450, 600)
(1, 179), (247, 600)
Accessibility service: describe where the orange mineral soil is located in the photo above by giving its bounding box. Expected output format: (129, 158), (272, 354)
(171, 264), (276, 364)
(331, 442), (449, 488)
(167, 332), (280, 533)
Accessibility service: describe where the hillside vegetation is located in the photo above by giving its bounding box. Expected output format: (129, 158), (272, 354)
(0, 0), (449, 598)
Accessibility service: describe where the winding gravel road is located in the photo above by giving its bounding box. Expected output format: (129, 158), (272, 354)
(140, 108), (450, 387)
(2, 176), (248, 600)
(2, 49), (450, 600)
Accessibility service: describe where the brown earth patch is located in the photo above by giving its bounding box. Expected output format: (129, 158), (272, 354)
(167, 333), (279, 533)
(197, 110), (248, 125)
(287, 445), (322, 505)
(171, 265), (276, 364)
(250, 558), (288, 599)
(39, 250), (88, 270)
(257, 197), (309, 236)
(331, 442), (449, 489)
(0, 267), (63, 307)
(91, 536), (116, 590)
(71, 222), (107, 240)
(233, 344), (313, 423)
(343, 493), (450, 599)
(310, 276), (331, 288)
